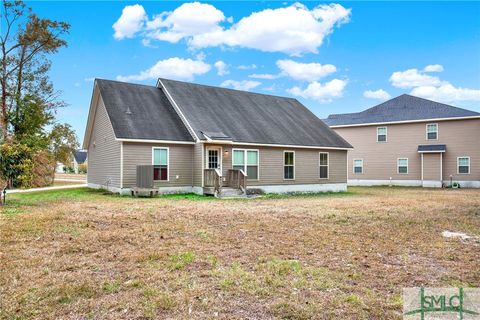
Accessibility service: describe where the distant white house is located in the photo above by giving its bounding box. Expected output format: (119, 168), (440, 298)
(73, 150), (88, 173)
(55, 150), (88, 174)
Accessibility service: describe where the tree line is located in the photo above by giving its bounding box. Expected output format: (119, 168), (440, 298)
(0, 0), (79, 189)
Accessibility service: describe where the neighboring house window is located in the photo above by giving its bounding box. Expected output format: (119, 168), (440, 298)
(397, 158), (408, 174)
(153, 148), (168, 181)
(319, 152), (329, 179)
(458, 157), (470, 174)
(353, 159), (363, 174)
(426, 123), (438, 140)
(284, 151), (295, 180)
(233, 149), (259, 180)
(377, 127), (387, 142)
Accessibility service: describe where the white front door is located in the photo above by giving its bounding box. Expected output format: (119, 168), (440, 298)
(206, 146), (222, 172)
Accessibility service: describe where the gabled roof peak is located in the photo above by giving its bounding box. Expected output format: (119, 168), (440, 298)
(325, 94), (479, 126)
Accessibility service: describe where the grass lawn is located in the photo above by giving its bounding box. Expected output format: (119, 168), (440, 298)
(1, 187), (479, 319)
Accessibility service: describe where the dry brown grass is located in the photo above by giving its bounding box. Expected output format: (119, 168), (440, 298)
(1, 187), (479, 319)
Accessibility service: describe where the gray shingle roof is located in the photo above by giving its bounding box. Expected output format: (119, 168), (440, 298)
(324, 94), (480, 126)
(418, 144), (446, 152)
(159, 78), (352, 148)
(96, 79), (194, 142)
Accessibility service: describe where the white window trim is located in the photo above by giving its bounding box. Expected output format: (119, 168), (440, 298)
(205, 145), (223, 174)
(397, 158), (409, 175)
(457, 156), (470, 175)
(319, 152), (329, 179)
(152, 147), (169, 182)
(232, 148), (260, 180)
(426, 123), (438, 141)
(283, 150), (295, 180)
(377, 126), (387, 143)
(353, 159), (364, 175)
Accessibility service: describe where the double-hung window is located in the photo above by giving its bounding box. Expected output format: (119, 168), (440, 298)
(397, 158), (408, 174)
(426, 123), (438, 140)
(153, 148), (168, 181)
(284, 151), (295, 180)
(377, 127), (387, 142)
(233, 149), (259, 180)
(458, 157), (470, 174)
(353, 159), (363, 174)
(319, 152), (329, 179)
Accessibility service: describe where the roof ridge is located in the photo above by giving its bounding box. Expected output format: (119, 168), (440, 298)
(159, 77), (298, 101)
(95, 78), (158, 89)
(401, 93), (480, 115)
(329, 94), (479, 118)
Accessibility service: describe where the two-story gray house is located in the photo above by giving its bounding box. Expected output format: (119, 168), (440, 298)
(325, 94), (480, 188)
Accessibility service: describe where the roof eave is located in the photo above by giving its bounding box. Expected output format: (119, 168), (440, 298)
(82, 81), (100, 149)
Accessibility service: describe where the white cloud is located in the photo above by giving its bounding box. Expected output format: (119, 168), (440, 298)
(84, 77), (95, 82)
(389, 65), (480, 103)
(389, 68), (444, 89)
(287, 79), (347, 103)
(116, 2), (351, 56)
(141, 38), (157, 48)
(237, 64), (257, 70)
(221, 80), (261, 91)
(189, 3), (351, 55)
(363, 89), (391, 100)
(116, 57), (211, 82)
(113, 4), (147, 40)
(276, 59), (336, 81)
(423, 64), (444, 73)
(145, 2), (225, 43)
(411, 84), (480, 103)
(263, 84), (276, 92)
(248, 73), (280, 80)
(214, 60), (229, 76)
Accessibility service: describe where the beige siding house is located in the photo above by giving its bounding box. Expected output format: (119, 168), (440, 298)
(325, 94), (480, 188)
(83, 78), (352, 196)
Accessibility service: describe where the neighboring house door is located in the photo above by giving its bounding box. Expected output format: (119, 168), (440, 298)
(206, 146), (222, 173)
(422, 153), (442, 188)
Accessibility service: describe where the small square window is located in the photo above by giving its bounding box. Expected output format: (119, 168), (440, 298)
(458, 157), (470, 174)
(397, 158), (408, 174)
(377, 127), (387, 142)
(354, 159), (363, 174)
(426, 124), (438, 140)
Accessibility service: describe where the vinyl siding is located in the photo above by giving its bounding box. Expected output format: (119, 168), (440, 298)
(87, 95), (121, 187)
(333, 118), (480, 181)
(204, 144), (347, 185)
(122, 142), (193, 188)
(193, 143), (203, 187)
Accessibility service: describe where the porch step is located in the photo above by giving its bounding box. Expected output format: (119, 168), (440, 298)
(218, 187), (246, 198)
(203, 187), (247, 198)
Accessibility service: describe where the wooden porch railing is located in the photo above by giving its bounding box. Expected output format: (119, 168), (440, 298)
(204, 169), (222, 195)
(225, 169), (247, 194)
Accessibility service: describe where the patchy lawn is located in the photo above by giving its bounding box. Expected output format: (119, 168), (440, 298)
(0, 187), (479, 319)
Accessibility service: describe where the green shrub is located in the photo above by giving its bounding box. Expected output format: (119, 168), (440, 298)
(78, 163), (87, 174)
(0, 141), (54, 188)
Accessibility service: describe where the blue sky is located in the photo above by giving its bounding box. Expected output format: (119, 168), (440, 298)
(27, 1), (480, 144)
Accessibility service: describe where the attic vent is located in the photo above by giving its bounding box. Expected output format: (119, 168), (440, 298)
(125, 107), (132, 115)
